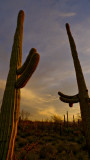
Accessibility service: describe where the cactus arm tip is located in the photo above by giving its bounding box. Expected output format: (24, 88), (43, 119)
(18, 10), (25, 18)
(58, 91), (79, 107)
(17, 10), (25, 25)
(65, 23), (70, 30)
(17, 48), (37, 75)
(15, 52), (40, 89)
(60, 96), (79, 104)
(19, 10), (24, 15)
(58, 91), (79, 99)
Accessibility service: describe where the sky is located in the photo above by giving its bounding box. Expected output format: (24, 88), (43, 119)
(0, 0), (90, 121)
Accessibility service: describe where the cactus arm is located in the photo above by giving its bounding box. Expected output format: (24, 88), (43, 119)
(58, 91), (79, 99)
(17, 48), (37, 75)
(58, 91), (79, 107)
(15, 52), (40, 89)
(60, 96), (79, 103)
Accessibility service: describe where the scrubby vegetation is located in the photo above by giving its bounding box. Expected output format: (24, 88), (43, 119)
(13, 116), (90, 160)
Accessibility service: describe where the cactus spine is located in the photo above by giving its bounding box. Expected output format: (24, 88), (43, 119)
(0, 10), (40, 160)
(58, 23), (90, 154)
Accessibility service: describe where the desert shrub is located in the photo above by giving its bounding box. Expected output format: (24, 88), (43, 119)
(14, 136), (22, 151)
(76, 135), (85, 144)
(16, 150), (26, 160)
(63, 127), (74, 136)
(58, 151), (76, 160)
(51, 115), (62, 123)
(25, 151), (39, 160)
(56, 140), (65, 153)
(15, 135), (21, 142)
(57, 141), (81, 155)
(76, 151), (89, 160)
(14, 119), (90, 159)
(41, 135), (54, 143)
(27, 136), (37, 143)
(39, 143), (57, 159)
(67, 135), (76, 142)
(68, 151), (77, 160)
(65, 142), (81, 155)
(38, 139), (45, 145)
(81, 143), (88, 151)
(17, 137), (28, 148)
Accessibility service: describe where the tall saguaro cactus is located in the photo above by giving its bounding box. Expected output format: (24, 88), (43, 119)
(58, 23), (90, 154)
(0, 10), (40, 160)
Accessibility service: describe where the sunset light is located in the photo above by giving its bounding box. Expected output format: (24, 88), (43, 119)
(0, 1), (90, 122)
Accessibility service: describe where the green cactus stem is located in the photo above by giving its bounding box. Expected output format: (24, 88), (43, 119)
(15, 50), (40, 89)
(16, 48), (37, 75)
(0, 10), (40, 160)
(58, 91), (79, 107)
(58, 91), (79, 99)
(60, 96), (79, 103)
(58, 23), (90, 154)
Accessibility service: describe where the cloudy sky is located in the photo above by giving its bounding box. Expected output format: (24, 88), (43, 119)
(0, 0), (90, 121)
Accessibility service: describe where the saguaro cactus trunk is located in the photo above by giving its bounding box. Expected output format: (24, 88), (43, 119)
(58, 23), (90, 154)
(0, 10), (40, 160)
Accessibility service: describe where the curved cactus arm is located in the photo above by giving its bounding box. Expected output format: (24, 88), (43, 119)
(60, 96), (79, 103)
(58, 91), (79, 99)
(17, 48), (37, 75)
(15, 52), (40, 89)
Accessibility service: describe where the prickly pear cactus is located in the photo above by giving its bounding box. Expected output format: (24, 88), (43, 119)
(0, 10), (40, 160)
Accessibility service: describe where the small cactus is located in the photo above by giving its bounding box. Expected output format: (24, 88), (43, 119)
(58, 23), (90, 154)
(0, 10), (40, 160)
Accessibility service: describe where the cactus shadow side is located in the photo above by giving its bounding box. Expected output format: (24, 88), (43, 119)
(0, 10), (40, 160)
(58, 23), (90, 155)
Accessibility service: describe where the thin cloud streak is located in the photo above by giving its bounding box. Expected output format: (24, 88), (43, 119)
(21, 87), (58, 104)
(59, 12), (76, 17)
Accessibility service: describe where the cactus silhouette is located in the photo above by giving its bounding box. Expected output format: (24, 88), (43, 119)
(0, 10), (40, 160)
(58, 23), (90, 154)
